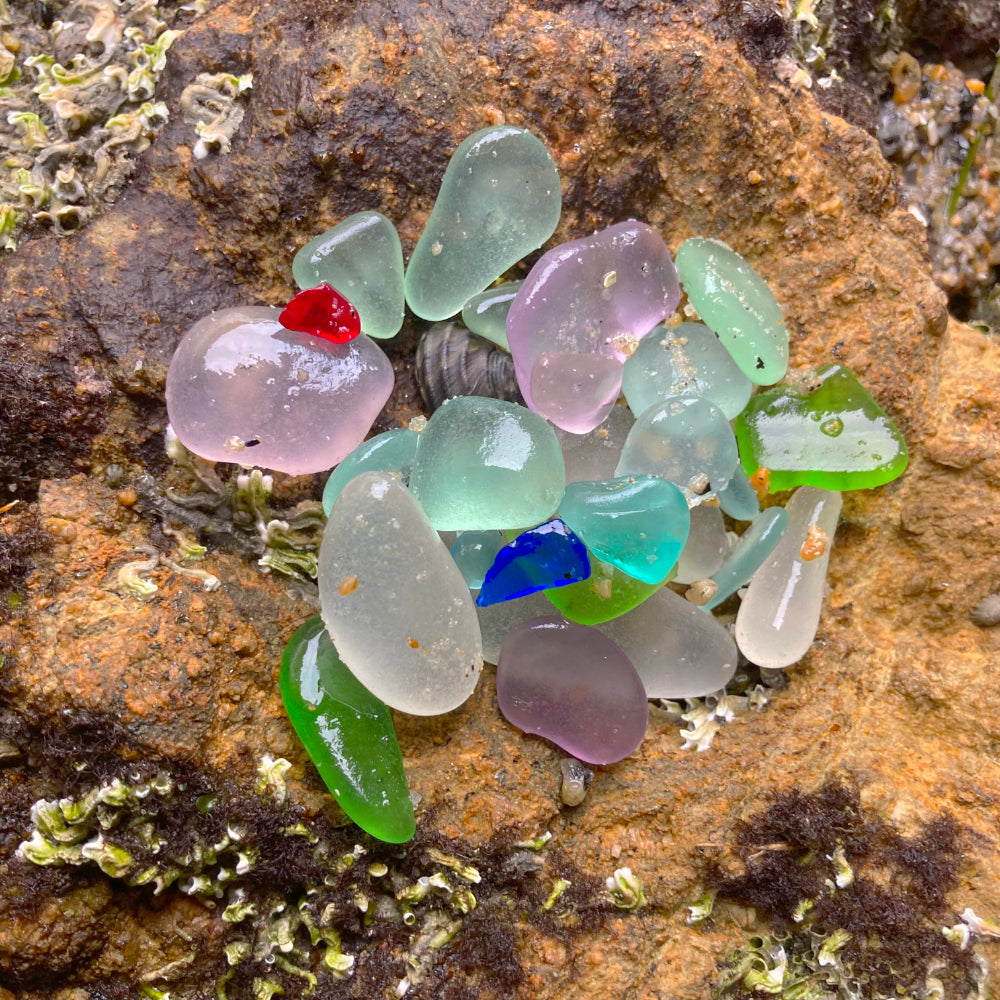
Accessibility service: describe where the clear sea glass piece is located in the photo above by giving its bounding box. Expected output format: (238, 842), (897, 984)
(704, 506), (789, 611)
(461, 281), (522, 349)
(451, 530), (507, 590)
(409, 397), (565, 531)
(476, 589), (555, 664)
(318, 471), (483, 715)
(674, 237), (788, 385)
(734, 486), (842, 669)
(322, 429), (419, 515)
(529, 352), (623, 434)
(716, 464), (761, 521)
(557, 403), (635, 485)
(672, 504), (727, 584)
(165, 306), (393, 476)
(622, 322), (752, 420)
(497, 615), (648, 765)
(404, 126), (561, 321)
(597, 586), (738, 698)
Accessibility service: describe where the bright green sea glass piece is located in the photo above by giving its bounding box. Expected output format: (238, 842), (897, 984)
(734, 364), (909, 491)
(545, 554), (670, 625)
(322, 429), (419, 516)
(280, 617), (415, 843)
(293, 211), (405, 340)
(404, 126), (561, 321)
(461, 281), (522, 349)
(674, 238), (788, 385)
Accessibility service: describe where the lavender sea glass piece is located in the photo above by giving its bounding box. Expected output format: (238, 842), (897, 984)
(529, 352), (623, 434)
(497, 615), (649, 765)
(166, 306), (393, 476)
(557, 403), (635, 485)
(476, 589), (555, 664)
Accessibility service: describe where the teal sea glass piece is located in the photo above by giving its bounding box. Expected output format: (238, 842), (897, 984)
(716, 465), (761, 521)
(674, 238), (788, 385)
(404, 126), (561, 321)
(703, 506), (788, 610)
(461, 281), (522, 349)
(734, 364), (909, 492)
(477, 519), (590, 607)
(280, 617), (415, 843)
(545, 555), (669, 625)
(409, 397), (565, 531)
(292, 211), (405, 340)
(322, 429), (419, 515)
(622, 322), (752, 420)
(451, 530), (506, 589)
(560, 476), (689, 585)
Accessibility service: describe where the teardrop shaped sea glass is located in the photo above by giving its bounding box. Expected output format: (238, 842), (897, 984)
(404, 126), (561, 321)
(461, 281), (522, 349)
(704, 506), (788, 611)
(497, 615), (648, 765)
(280, 617), (415, 843)
(318, 472), (483, 715)
(322, 429), (419, 515)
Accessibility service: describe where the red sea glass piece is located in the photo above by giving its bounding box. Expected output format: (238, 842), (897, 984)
(279, 282), (361, 343)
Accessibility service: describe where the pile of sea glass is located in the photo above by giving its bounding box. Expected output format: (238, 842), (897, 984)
(165, 126), (908, 843)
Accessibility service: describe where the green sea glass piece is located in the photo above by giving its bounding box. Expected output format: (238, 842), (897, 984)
(322, 429), (419, 515)
(280, 617), (415, 843)
(734, 364), (909, 491)
(461, 281), (522, 349)
(560, 476), (689, 584)
(674, 238), (788, 385)
(293, 211), (405, 340)
(545, 554), (670, 625)
(404, 126), (561, 321)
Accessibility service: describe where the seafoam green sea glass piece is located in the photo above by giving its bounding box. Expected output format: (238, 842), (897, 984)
(704, 506), (788, 611)
(545, 554), (668, 625)
(451, 530), (507, 589)
(322, 429), (419, 515)
(734, 486), (842, 669)
(560, 476), (689, 584)
(675, 238), (788, 385)
(615, 395), (738, 501)
(673, 504), (727, 584)
(461, 281), (522, 349)
(280, 617), (415, 843)
(409, 397), (565, 530)
(318, 472), (483, 715)
(293, 211), (405, 340)
(404, 126), (561, 321)
(734, 364), (909, 492)
(622, 322), (752, 420)
(716, 465), (761, 521)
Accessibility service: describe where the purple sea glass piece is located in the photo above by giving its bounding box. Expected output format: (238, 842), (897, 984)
(497, 615), (649, 765)
(476, 519), (590, 607)
(166, 306), (393, 476)
(529, 352), (623, 434)
(506, 221), (680, 432)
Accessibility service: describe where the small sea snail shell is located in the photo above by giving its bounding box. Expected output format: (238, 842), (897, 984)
(560, 757), (593, 807)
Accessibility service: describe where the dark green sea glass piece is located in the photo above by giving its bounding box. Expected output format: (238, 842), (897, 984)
(734, 364), (908, 492)
(280, 617), (415, 843)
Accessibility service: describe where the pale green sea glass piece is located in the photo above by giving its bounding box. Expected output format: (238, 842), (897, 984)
(622, 322), (752, 420)
(409, 397), (565, 531)
(673, 504), (727, 584)
(318, 472), (483, 715)
(404, 126), (561, 321)
(704, 506), (788, 611)
(322, 429), (419, 515)
(451, 530), (507, 589)
(461, 281), (522, 349)
(545, 555), (669, 625)
(716, 465), (761, 521)
(675, 238), (788, 385)
(292, 211), (405, 339)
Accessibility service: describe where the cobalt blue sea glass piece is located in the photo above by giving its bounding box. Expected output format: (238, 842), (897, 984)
(451, 530), (507, 589)
(476, 519), (590, 607)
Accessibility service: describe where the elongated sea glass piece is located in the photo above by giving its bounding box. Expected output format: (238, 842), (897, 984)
(716, 464), (761, 521)
(545, 554), (668, 625)
(557, 403), (635, 485)
(280, 617), (415, 843)
(704, 506), (788, 611)
(734, 487), (842, 668)
(734, 364), (909, 492)
(318, 472), (483, 715)
(672, 504), (727, 584)
(292, 211), (405, 340)
(674, 237), (788, 385)
(461, 281), (522, 349)
(404, 126), (561, 321)
(322, 429), (419, 515)
(497, 615), (648, 765)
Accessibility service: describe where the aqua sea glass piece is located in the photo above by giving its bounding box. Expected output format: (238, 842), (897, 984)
(545, 554), (668, 625)
(404, 126), (561, 321)
(497, 615), (648, 765)
(615, 395), (739, 500)
(734, 364), (909, 492)
(734, 487), (842, 668)
(716, 465), (761, 521)
(673, 504), (727, 584)
(557, 403), (635, 485)
(322, 429), (419, 515)
(280, 617), (415, 843)
(597, 586), (738, 698)
(704, 506), (788, 611)
(560, 476), (689, 585)
(451, 530), (506, 589)
(621, 322), (752, 420)
(409, 397), (565, 531)
(165, 306), (393, 476)
(477, 519), (590, 607)
(674, 238), (788, 385)
(318, 472), (483, 715)
(461, 281), (522, 349)
(292, 211), (405, 340)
